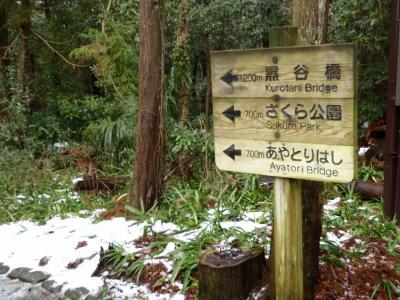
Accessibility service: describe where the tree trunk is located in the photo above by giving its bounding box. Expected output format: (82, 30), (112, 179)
(128, 0), (165, 211)
(204, 33), (211, 133)
(17, 0), (30, 94)
(203, 32), (211, 178)
(301, 180), (323, 300)
(177, 0), (190, 122)
(292, 0), (329, 45)
(321, 0), (329, 44)
(0, 0), (9, 119)
(175, 0), (191, 177)
(292, 1), (325, 299)
(292, 0), (320, 45)
(0, 0), (9, 71)
(202, 0), (211, 178)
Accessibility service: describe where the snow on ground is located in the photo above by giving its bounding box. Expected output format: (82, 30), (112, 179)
(0, 208), (269, 299)
(0, 195), (357, 299)
(324, 197), (341, 211)
(325, 230), (352, 247)
(0, 215), (183, 299)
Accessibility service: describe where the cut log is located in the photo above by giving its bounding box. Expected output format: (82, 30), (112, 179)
(198, 249), (266, 300)
(74, 175), (128, 193)
(345, 180), (384, 200)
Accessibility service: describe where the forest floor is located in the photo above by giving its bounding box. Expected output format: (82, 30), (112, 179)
(0, 140), (399, 300)
(0, 171), (399, 299)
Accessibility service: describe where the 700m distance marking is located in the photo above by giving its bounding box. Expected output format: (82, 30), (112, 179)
(246, 150), (265, 158)
(245, 110), (264, 119)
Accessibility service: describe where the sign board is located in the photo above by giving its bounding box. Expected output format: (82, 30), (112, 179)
(211, 44), (357, 183)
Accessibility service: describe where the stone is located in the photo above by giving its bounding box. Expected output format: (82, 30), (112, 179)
(19, 270), (50, 284)
(0, 276), (59, 300)
(0, 263), (10, 275)
(7, 267), (31, 280)
(64, 289), (81, 300)
(39, 256), (50, 266)
(85, 294), (103, 300)
(65, 287), (90, 300)
(42, 280), (63, 293)
(76, 287), (90, 295)
(84, 289), (112, 300)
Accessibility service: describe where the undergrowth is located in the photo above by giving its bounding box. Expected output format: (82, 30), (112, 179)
(1, 145), (398, 297)
(91, 172), (272, 292)
(0, 148), (116, 224)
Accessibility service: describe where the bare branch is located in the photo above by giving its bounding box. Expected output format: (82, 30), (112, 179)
(30, 29), (89, 69)
(108, 72), (125, 100)
(101, 0), (113, 34)
(1, 33), (21, 60)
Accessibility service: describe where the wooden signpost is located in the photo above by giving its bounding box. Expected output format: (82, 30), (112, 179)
(212, 43), (357, 183)
(211, 32), (356, 299)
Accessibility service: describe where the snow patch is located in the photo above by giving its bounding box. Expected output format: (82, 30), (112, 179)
(0, 216), (145, 294)
(326, 230), (352, 246)
(324, 197), (341, 211)
(358, 147), (369, 156)
(71, 177), (83, 184)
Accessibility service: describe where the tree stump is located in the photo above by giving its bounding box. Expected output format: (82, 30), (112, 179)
(198, 249), (265, 300)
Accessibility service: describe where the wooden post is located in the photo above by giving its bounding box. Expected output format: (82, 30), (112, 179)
(274, 178), (303, 299)
(270, 27), (304, 300)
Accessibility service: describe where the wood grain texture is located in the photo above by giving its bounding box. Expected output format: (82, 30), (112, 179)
(211, 44), (355, 99)
(213, 97), (355, 146)
(198, 250), (265, 300)
(215, 137), (356, 183)
(211, 43), (357, 183)
(274, 178), (303, 300)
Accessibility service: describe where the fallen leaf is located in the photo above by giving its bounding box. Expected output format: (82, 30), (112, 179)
(75, 241), (88, 249)
(39, 256), (50, 266)
(66, 258), (84, 269)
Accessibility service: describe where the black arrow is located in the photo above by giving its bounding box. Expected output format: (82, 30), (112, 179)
(223, 144), (242, 161)
(220, 69), (239, 87)
(223, 105), (241, 123)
